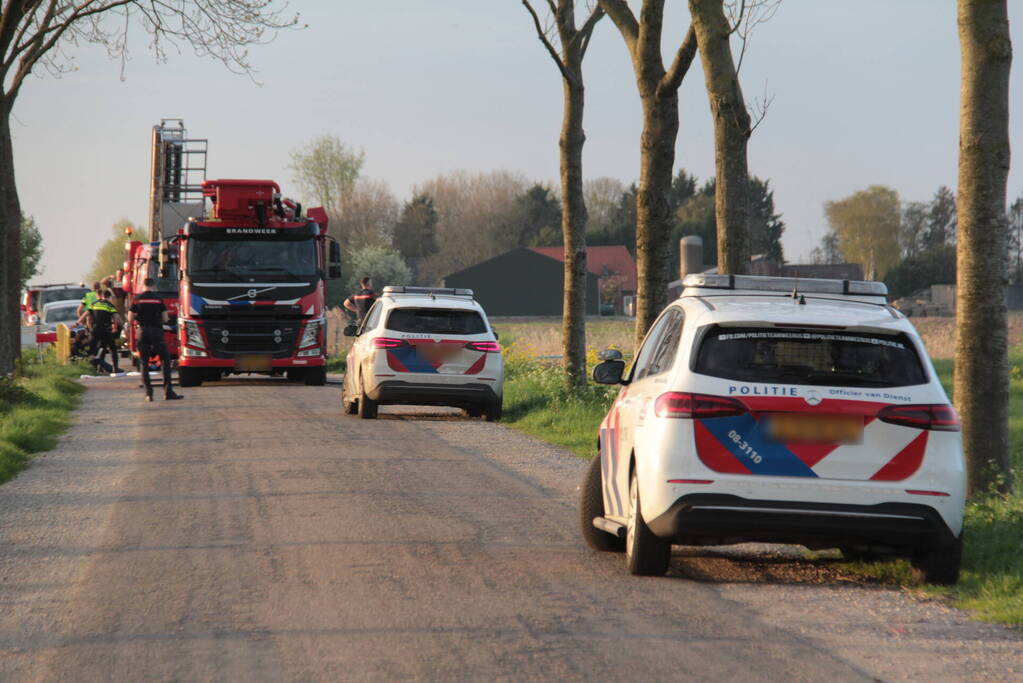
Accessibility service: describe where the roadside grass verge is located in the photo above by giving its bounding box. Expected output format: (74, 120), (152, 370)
(0, 351), (86, 485)
(326, 355), (346, 374)
(503, 349), (1023, 626)
(844, 357), (1023, 626)
(500, 351), (617, 457)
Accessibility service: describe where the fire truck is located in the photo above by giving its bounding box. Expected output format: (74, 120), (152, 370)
(121, 119), (205, 369)
(173, 178), (341, 386)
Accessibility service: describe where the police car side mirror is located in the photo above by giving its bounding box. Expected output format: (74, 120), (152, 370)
(593, 360), (626, 385)
(343, 323), (359, 337)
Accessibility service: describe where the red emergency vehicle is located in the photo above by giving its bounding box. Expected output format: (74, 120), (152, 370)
(21, 283), (90, 325)
(174, 179), (341, 386)
(122, 239), (180, 367)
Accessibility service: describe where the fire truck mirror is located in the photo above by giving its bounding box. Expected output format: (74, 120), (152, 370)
(327, 238), (342, 280)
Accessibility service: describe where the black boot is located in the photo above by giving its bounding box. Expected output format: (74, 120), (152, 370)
(165, 391), (183, 401)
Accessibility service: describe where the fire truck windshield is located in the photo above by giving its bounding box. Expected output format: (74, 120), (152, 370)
(147, 261), (179, 293)
(187, 237), (317, 283)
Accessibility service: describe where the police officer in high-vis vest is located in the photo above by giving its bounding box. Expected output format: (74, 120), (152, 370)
(77, 289), (122, 374)
(343, 276), (377, 323)
(129, 278), (183, 402)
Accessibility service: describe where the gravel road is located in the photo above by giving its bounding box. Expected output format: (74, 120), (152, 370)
(0, 377), (1019, 681)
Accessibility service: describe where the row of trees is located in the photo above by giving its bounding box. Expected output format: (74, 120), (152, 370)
(811, 184), (1023, 302)
(286, 135), (787, 306)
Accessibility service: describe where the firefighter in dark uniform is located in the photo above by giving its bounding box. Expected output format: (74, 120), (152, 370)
(343, 276), (377, 322)
(129, 278), (183, 402)
(77, 289), (122, 374)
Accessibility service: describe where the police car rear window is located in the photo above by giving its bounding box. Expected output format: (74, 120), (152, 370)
(386, 308), (487, 335)
(693, 326), (927, 387)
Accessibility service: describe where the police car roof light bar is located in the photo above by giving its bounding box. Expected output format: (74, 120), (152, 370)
(680, 273), (887, 298)
(382, 286), (475, 298)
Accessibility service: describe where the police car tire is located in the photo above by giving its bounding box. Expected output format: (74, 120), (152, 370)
(910, 535), (962, 585)
(358, 378), (378, 419)
(580, 455), (625, 553)
(625, 469), (671, 576)
(304, 367), (327, 386)
(178, 367), (203, 387)
(483, 400), (503, 422)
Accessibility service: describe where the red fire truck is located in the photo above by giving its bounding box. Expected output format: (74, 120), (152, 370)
(122, 239), (180, 366)
(173, 178), (341, 386)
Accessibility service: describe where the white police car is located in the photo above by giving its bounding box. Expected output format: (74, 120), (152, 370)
(342, 286), (504, 420)
(583, 274), (965, 583)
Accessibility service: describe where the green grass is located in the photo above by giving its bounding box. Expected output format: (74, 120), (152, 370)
(326, 355), (347, 374)
(504, 351), (1023, 627)
(0, 350), (87, 485)
(501, 353), (617, 457)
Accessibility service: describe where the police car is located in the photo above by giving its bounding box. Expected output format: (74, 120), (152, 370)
(583, 274), (965, 584)
(342, 286), (504, 420)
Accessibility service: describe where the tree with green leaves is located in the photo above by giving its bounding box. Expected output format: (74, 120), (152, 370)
(393, 193), (440, 265)
(288, 135), (365, 237)
(344, 245), (412, 298)
(87, 219), (134, 283)
(0, 0), (298, 377)
(19, 215), (42, 289)
(823, 186), (902, 280)
(955, 0), (1012, 495)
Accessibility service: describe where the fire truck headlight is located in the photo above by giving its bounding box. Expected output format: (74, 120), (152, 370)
(182, 320), (204, 348)
(297, 348), (321, 357)
(299, 319), (322, 348)
(182, 347), (207, 357)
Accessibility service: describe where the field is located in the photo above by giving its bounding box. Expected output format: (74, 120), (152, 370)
(491, 312), (1023, 361)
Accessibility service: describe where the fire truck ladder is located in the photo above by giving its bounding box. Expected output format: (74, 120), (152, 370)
(149, 118), (208, 241)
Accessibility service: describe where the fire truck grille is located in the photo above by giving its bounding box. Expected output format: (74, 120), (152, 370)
(204, 321), (300, 358)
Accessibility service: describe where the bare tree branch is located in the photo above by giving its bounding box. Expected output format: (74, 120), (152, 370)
(522, 0), (570, 81)
(576, 4), (604, 58)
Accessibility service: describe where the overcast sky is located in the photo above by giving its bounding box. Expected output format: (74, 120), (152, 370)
(14, 0), (1023, 283)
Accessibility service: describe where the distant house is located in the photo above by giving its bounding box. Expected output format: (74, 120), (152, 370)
(442, 246), (636, 317)
(528, 246), (637, 314)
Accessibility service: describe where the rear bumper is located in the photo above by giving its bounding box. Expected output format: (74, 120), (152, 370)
(179, 356), (325, 369)
(646, 493), (958, 551)
(367, 380), (499, 407)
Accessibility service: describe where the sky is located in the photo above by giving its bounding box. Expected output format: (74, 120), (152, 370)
(13, 0), (1023, 284)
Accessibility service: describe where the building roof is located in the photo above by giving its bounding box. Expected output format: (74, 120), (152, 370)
(528, 246), (637, 291)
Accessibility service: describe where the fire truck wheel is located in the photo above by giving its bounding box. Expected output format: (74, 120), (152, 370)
(304, 367), (327, 386)
(178, 367), (203, 387)
(285, 369), (304, 382)
(204, 370), (223, 382)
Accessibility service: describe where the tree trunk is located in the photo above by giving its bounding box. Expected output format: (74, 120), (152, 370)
(634, 91), (679, 346)
(560, 76), (589, 389)
(955, 0), (1012, 496)
(0, 102), (21, 377)
(690, 0), (751, 274)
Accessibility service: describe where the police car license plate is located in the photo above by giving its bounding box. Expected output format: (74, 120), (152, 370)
(415, 344), (461, 363)
(236, 354), (272, 372)
(765, 414), (863, 444)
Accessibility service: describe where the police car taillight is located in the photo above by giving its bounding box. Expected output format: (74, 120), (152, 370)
(465, 341), (500, 353)
(877, 404), (961, 431)
(654, 392), (747, 419)
(372, 337), (408, 349)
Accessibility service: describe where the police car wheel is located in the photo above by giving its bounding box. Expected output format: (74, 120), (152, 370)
(483, 400), (502, 422)
(580, 454), (625, 553)
(357, 376), (378, 419)
(910, 535), (962, 585)
(625, 469), (671, 576)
